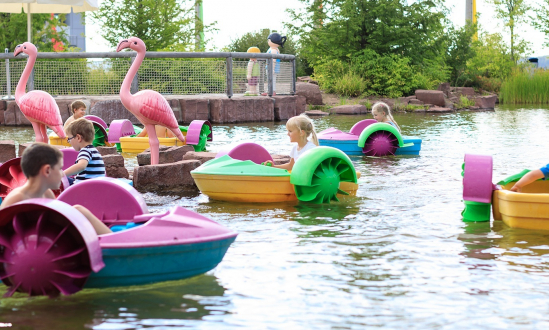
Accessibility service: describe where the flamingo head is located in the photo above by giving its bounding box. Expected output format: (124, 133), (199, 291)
(14, 42), (38, 57)
(116, 37), (146, 53)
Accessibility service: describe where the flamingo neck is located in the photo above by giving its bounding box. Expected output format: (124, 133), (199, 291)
(15, 53), (36, 101)
(120, 50), (145, 105)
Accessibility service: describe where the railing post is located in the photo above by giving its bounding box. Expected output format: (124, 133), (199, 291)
(267, 54), (274, 97)
(226, 55), (233, 98)
(291, 58), (296, 95)
(5, 48), (11, 99)
(130, 56), (139, 94)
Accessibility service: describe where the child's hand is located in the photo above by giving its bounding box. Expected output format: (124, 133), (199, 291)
(510, 184), (521, 192)
(262, 160), (273, 167)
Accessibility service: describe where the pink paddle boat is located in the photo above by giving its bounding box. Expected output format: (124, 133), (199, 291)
(0, 178), (237, 297)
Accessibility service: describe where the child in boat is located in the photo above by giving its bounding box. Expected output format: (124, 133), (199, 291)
(64, 118), (106, 184)
(510, 167), (549, 192)
(371, 101), (401, 132)
(136, 125), (176, 138)
(63, 100), (87, 133)
(264, 114), (319, 170)
(0, 143), (112, 234)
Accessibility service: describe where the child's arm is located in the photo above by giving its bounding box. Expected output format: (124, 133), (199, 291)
(265, 158), (295, 171)
(0, 190), (25, 210)
(137, 127), (148, 137)
(64, 159), (89, 177)
(510, 169), (545, 192)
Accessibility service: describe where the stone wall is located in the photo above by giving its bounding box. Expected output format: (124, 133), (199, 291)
(0, 94), (306, 126)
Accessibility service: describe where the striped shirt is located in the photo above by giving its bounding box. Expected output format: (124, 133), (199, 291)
(74, 145), (105, 183)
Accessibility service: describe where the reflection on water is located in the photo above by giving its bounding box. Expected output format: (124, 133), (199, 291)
(2, 106), (549, 328)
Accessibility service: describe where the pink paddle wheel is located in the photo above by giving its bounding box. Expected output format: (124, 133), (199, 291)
(0, 200), (104, 297)
(0, 158), (69, 198)
(362, 130), (399, 156)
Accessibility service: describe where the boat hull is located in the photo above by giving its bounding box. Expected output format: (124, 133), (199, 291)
(493, 181), (549, 230)
(119, 136), (186, 153)
(85, 237), (236, 288)
(319, 137), (421, 156)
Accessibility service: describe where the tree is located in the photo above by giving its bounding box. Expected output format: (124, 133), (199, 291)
(91, 0), (200, 51)
(444, 23), (478, 86)
(531, 0), (549, 47)
(489, 0), (531, 63)
(0, 12), (69, 52)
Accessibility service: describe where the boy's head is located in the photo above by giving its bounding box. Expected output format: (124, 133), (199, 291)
(66, 118), (95, 147)
(70, 100), (86, 119)
(21, 143), (63, 183)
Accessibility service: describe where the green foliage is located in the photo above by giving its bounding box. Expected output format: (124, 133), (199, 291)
(455, 95), (476, 108)
(444, 23), (478, 86)
(463, 32), (516, 92)
(500, 68), (549, 104)
(332, 72), (366, 97)
(91, 0), (199, 51)
(0, 12), (69, 52)
(531, 0), (549, 47)
(488, 0), (531, 63)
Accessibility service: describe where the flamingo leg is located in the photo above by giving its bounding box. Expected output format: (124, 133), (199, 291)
(39, 124), (48, 143)
(146, 124), (160, 165)
(31, 122), (45, 143)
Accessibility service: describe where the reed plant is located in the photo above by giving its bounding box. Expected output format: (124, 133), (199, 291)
(500, 68), (549, 104)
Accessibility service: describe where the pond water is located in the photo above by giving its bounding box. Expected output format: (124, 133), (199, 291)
(2, 105), (549, 329)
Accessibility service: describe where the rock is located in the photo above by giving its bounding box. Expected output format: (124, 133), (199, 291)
(182, 151), (217, 164)
(452, 87), (475, 97)
(106, 166), (129, 179)
(102, 154), (125, 167)
(137, 145), (194, 166)
(305, 110), (329, 116)
(474, 95), (497, 109)
(210, 97), (274, 123)
(0, 101), (6, 111)
(133, 160), (201, 194)
(0, 140), (16, 163)
(89, 99), (140, 125)
(444, 98), (455, 109)
(469, 106), (480, 110)
(96, 146), (118, 156)
(409, 99), (424, 105)
(296, 82), (323, 105)
(179, 98), (209, 124)
(272, 154), (291, 165)
(437, 82), (451, 92)
(0, 110), (4, 125)
(273, 96), (297, 120)
(331, 104), (367, 115)
(397, 97), (410, 106)
(4, 101), (31, 126)
(415, 90), (446, 107)
(55, 100), (73, 123)
(296, 95), (307, 115)
(297, 76), (319, 85)
(426, 106), (454, 113)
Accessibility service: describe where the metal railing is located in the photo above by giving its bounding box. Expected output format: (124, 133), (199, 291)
(0, 51), (296, 98)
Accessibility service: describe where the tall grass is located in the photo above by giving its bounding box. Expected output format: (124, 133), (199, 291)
(500, 68), (549, 104)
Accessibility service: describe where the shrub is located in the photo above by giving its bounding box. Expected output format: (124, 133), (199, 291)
(333, 72), (367, 97)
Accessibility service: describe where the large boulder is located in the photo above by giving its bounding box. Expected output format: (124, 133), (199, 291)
(102, 154), (129, 179)
(133, 160), (201, 194)
(474, 95), (497, 109)
(182, 151), (217, 164)
(210, 97), (274, 123)
(452, 87), (475, 97)
(331, 104), (368, 115)
(0, 140), (16, 163)
(415, 90), (446, 107)
(96, 146), (118, 156)
(137, 145), (194, 166)
(89, 99), (140, 125)
(296, 82), (323, 105)
(4, 101), (31, 126)
(296, 95), (307, 115)
(273, 96), (297, 120)
(18, 143), (64, 156)
(179, 98), (209, 124)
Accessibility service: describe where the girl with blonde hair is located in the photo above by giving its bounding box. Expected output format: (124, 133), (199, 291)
(371, 101), (401, 132)
(264, 114), (318, 170)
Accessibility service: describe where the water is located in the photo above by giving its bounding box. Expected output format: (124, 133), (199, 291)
(2, 105), (549, 329)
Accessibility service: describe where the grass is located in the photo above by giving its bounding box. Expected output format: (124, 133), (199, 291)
(500, 68), (549, 104)
(455, 95), (476, 109)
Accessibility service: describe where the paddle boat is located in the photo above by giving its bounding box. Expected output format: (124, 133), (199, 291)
(0, 177), (237, 297)
(317, 119), (422, 156)
(191, 143), (359, 204)
(462, 154), (549, 230)
(49, 115), (113, 148)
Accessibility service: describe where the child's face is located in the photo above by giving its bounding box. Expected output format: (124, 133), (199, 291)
(46, 158), (64, 190)
(372, 109), (386, 122)
(287, 126), (304, 143)
(67, 133), (83, 151)
(73, 107), (86, 119)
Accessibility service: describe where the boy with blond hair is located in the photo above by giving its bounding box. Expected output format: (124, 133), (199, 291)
(64, 118), (105, 183)
(0, 143), (111, 234)
(64, 100), (87, 132)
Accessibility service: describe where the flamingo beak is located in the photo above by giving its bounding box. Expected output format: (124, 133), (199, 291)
(14, 45), (23, 57)
(116, 39), (130, 52)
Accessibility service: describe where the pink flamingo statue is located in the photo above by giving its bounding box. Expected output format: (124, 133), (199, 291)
(14, 42), (65, 143)
(116, 37), (185, 165)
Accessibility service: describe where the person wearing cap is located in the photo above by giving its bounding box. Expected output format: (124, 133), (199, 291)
(262, 32), (287, 96)
(245, 46), (261, 96)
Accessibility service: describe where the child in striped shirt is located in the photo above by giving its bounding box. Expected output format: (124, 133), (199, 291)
(64, 118), (106, 184)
